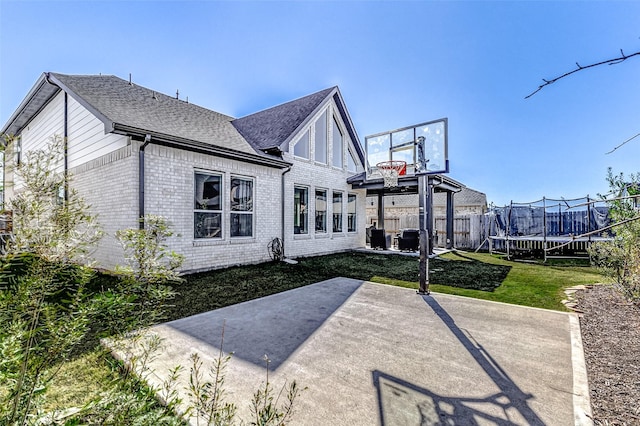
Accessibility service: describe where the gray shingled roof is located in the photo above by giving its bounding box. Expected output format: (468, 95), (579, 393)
(50, 73), (255, 154)
(232, 87), (336, 151)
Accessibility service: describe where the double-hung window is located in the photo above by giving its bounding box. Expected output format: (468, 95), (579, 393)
(230, 176), (254, 237)
(347, 194), (357, 232)
(194, 172), (222, 239)
(315, 189), (327, 233)
(294, 186), (308, 234)
(333, 192), (343, 232)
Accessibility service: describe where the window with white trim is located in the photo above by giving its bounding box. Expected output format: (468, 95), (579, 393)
(332, 117), (343, 168)
(333, 192), (343, 232)
(194, 172), (222, 239)
(347, 194), (357, 232)
(347, 148), (357, 172)
(293, 129), (310, 159)
(230, 176), (254, 237)
(315, 189), (327, 233)
(294, 186), (308, 234)
(314, 111), (327, 164)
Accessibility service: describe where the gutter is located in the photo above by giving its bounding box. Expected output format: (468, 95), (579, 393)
(113, 124), (291, 170)
(139, 134), (152, 229)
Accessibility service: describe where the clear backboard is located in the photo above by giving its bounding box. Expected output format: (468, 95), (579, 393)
(365, 118), (448, 179)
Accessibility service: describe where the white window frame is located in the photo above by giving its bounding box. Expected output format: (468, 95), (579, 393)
(332, 191), (343, 233)
(230, 175), (255, 238)
(315, 188), (327, 233)
(294, 185), (309, 235)
(194, 171), (223, 239)
(347, 193), (357, 232)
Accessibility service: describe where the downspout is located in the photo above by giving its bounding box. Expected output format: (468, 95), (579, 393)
(139, 134), (152, 229)
(63, 92), (68, 202)
(281, 165), (292, 258)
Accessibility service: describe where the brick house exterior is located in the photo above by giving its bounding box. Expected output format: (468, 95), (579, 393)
(2, 73), (367, 272)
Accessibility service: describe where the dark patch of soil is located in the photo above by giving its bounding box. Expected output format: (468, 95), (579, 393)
(576, 285), (640, 425)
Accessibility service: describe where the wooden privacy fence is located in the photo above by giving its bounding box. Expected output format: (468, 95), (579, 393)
(389, 214), (488, 250)
(434, 214), (488, 250)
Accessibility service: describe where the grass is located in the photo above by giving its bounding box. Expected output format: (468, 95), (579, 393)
(167, 250), (606, 320)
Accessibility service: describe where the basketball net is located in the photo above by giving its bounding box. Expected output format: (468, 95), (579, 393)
(377, 161), (406, 188)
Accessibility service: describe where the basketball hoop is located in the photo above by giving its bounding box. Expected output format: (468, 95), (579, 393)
(376, 160), (407, 188)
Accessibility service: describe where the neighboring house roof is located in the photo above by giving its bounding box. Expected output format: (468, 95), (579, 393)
(439, 187), (487, 207)
(233, 87), (366, 164)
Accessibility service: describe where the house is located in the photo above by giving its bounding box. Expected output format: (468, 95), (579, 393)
(365, 186), (488, 227)
(1, 73), (367, 272)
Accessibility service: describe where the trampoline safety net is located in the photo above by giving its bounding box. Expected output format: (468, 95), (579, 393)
(487, 197), (611, 258)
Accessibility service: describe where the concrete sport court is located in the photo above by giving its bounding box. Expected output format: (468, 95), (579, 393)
(134, 278), (591, 425)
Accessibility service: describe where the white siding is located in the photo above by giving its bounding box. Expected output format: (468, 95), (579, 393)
(20, 91), (65, 155)
(67, 95), (128, 168)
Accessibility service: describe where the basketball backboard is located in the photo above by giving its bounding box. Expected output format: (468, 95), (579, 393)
(365, 118), (448, 179)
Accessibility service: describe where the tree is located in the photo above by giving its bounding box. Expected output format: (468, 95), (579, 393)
(589, 169), (640, 305)
(0, 136), (103, 424)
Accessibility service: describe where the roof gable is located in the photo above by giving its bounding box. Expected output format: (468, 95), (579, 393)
(232, 87), (336, 152)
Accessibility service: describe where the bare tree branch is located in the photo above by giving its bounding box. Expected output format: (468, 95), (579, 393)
(606, 132), (640, 155)
(525, 49), (640, 99)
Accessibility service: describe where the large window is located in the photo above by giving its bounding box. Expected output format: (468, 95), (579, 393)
(332, 117), (343, 168)
(347, 194), (357, 232)
(294, 186), (308, 234)
(293, 130), (309, 159)
(333, 192), (343, 232)
(314, 111), (327, 164)
(315, 189), (327, 233)
(347, 148), (357, 173)
(194, 172), (222, 239)
(230, 176), (253, 237)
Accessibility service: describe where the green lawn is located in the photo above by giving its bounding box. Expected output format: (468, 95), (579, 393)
(168, 250), (606, 320)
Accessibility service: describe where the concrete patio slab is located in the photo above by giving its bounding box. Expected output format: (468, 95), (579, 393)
(128, 278), (590, 425)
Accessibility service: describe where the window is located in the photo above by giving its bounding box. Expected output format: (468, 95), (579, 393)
(315, 189), (327, 233)
(194, 172), (222, 239)
(333, 192), (343, 232)
(230, 176), (253, 237)
(294, 186), (308, 234)
(347, 194), (357, 232)
(347, 148), (357, 172)
(15, 137), (22, 165)
(332, 117), (343, 168)
(293, 130), (309, 159)
(314, 111), (327, 163)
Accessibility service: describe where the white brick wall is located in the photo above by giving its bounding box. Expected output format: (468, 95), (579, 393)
(143, 143), (284, 272)
(283, 151), (367, 258)
(70, 142), (139, 270)
(70, 140), (366, 272)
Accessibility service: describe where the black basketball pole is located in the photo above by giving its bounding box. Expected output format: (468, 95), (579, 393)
(418, 174), (430, 294)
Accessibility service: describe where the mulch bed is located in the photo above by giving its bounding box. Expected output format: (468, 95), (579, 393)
(576, 285), (640, 425)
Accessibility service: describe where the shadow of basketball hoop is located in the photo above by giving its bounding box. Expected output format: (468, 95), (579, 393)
(372, 296), (545, 426)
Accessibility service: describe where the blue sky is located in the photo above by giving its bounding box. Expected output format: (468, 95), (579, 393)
(1, 1), (639, 205)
